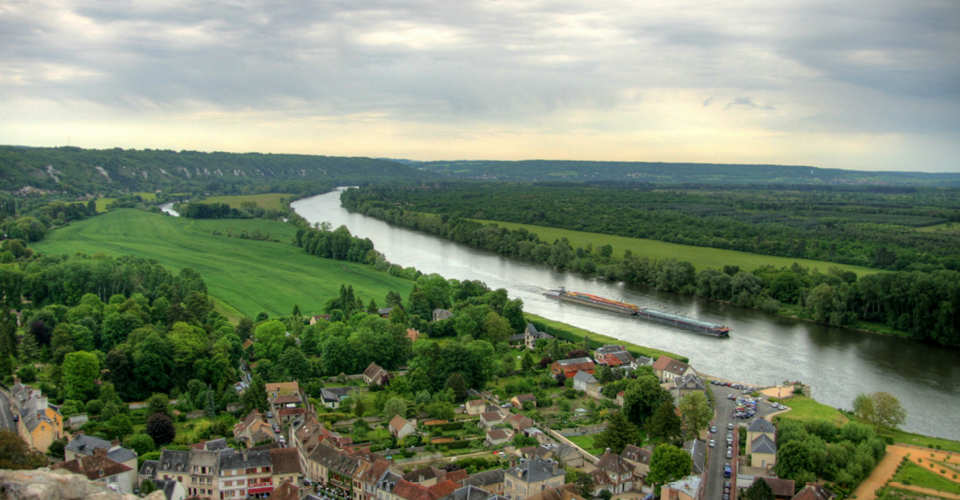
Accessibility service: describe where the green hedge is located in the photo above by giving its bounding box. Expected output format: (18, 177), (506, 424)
(443, 440), (473, 449)
(530, 320), (689, 363)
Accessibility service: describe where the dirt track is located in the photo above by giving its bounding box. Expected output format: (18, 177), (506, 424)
(854, 445), (960, 500)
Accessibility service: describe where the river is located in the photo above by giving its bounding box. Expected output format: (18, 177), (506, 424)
(291, 188), (960, 441)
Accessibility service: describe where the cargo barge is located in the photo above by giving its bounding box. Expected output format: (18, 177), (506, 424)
(544, 287), (730, 337)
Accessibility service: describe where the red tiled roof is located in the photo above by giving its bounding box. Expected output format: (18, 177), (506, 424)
(272, 394), (301, 404)
(267, 482), (300, 500)
(652, 356), (689, 376)
(444, 469), (469, 483)
(52, 453), (132, 481)
(269, 447), (302, 475)
(278, 408), (306, 417)
(761, 477), (796, 498)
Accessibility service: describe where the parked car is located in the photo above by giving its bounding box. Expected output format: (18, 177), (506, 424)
(724, 465), (732, 478)
(726, 449), (733, 458)
(12, 415), (18, 422)
(711, 426), (717, 433)
(709, 440), (716, 448)
(267, 412), (274, 419)
(727, 423), (734, 430)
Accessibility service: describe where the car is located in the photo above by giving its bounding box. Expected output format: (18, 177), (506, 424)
(709, 440), (716, 448)
(728, 423), (734, 430)
(267, 412), (274, 419)
(502, 403), (513, 408)
(724, 465), (732, 478)
(724, 482), (731, 490)
(726, 449), (733, 458)
(723, 494), (730, 500)
(711, 426), (717, 433)
(12, 415), (18, 422)
(727, 437), (734, 445)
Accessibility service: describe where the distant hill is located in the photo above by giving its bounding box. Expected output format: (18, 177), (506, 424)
(0, 146), (432, 194)
(411, 159), (960, 185)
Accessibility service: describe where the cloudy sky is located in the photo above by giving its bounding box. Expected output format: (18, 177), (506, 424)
(2, 0), (958, 171)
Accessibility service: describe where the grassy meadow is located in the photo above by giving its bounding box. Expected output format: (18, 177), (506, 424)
(95, 192), (157, 212)
(32, 209), (414, 318)
(474, 219), (877, 276)
(893, 461), (960, 494)
(201, 193), (293, 212)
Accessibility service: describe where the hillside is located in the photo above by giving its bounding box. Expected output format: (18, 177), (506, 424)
(30, 209), (415, 317)
(0, 145), (431, 194)
(413, 159), (960, 185)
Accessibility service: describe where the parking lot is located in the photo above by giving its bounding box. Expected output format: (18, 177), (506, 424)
(703, 382), (786, 500)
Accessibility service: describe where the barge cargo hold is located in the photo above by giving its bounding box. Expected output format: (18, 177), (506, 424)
(544, 287), (730, 337)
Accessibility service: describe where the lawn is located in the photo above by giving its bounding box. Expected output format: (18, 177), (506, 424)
(771, 395), (849, 426)
(524, 312), (684, 361)
(95, 192), (157, 212)
(565, 434), (603, 455)
(32, 209), (415, 318)
(473, 218), (877, 276)
(917, 223), (960, 234)
(201, 193), (294, 212)
(881, 429), (960, 454)
(893, 461), (960, 495)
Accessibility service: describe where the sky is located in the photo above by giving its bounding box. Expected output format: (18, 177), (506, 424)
(1, 0), (959, 172)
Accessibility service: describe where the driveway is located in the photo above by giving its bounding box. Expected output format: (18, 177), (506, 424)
(703, 383), (780, 500)
(0, 389), (16, 431)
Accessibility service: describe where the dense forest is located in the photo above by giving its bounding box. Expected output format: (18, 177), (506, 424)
(341, 187), (960, 347)
(0, 145), (430, 195)
(343, 183), (960, 270)
(412, 159), (960, 185)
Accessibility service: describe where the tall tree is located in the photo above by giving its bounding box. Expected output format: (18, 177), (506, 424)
(61, 351), (100, 401)
(145, 414), (176, 446)
(0, 429), (46, 470)
(146, 393), (172, 419)
(678, 392), (711, 440)
(622, 376), (672, 427)
(521, 351), (535, 373)
(647, 400), (683, 444)
(648, 444), (693, 490)
(243, 374), (270, 413)
(857, 391), (906, 431)
(744, 478), (776, 500)
(445, 373), (468, 402)
(593, 411), (641, 454)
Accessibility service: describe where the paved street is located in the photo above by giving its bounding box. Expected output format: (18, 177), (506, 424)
(703, 383), (781, 500)
(0, 389), (16, 431)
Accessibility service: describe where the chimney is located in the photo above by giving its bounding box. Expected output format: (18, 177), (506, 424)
(95, 447), (108, 457)
(243, 450), (248, 461)
(111, 439), (120, 449)
(552, 461), (557, 474)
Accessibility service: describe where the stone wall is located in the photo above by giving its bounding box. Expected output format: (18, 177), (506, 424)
(0, 468), (165, 500)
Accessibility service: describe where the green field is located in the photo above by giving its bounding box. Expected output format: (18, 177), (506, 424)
(202, 193), (294, 212)
(893, 461), (960, 494)
(918, 223), (960, 234)
(32, 209), (415, 317)
(95, 192), (158, 212)
(565, 434), (603, 455)
(771, 395), (850, 425)
(474, 219), (877, 276)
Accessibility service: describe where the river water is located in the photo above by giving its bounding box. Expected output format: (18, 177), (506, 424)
(291, 188), (960, 441)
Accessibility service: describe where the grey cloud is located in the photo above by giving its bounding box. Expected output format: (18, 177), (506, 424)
(725, 97), (773, 110)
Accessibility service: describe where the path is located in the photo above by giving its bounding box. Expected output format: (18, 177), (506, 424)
(855, 445), (960, 500)
(888, 483), (960, 500)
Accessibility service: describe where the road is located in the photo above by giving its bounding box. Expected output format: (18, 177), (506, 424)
(703, 384), (781, 500)
(0, 389), (16, 431)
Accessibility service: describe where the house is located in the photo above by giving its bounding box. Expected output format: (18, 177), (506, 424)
(139, 459), (160, 487)
(272, 394), (306, 424)
(459, 469), (506, 495)
(505, 414), (534, 432)
(621, 444), (653, 489)
(270, 447), (302, 486)
(267, 481), (301, 500)
(310, 315), (331, 325)
(503, 458), (565, 500)
(511, 394), (537, 408)
(363, 362), (389, 385)
(64, 435), (138, 472)
(402, 466), (448, 486)
(242, 339), (255, 351)
(465, 399), (487, 415)
(378, 308), (394, 318)
(186, 449), (221, 499)
(670, 374), (707, 400)
(507, 333), (527, 346)
(321, 387), (353, 409)
(550, 358), (596, 379)
(479, 412), (505, 428)
(597, 351), (636, 367)
(389, 415), (418, 439)
(592, 449), (635, 494)
(523, 484), (587, 500)
(354, 457), (398, 500)
(384, 479), (461, 500)
(67, 413), (89, 430)
(572, 371), (597, 392)
(791, 483), (835, 500)
(627, 356), (655, 372)
(616, 391), (626, 407)
(52, 448), (136, 494)
(265, 381), (301, 399)
(755, 477), (796, 500)
(652, 356), (694, 384)
(12, 384), (63, 453)
(749, 434), (778, 469)
(485, 429), (513, 446)
(234, 410), (277, 446)
(683, 439), (707, 475)
(663, 475), (701, 500)
(594, 345), (627, 355)
(525, 324), (554, 350)
(433, 309), (454, 321)
(150, 479), (187, 500)
(407, 329), (420, 342)
(746, 419), (776, 450)
(218, 449), (274, 499)
(437, 484), (510, 500)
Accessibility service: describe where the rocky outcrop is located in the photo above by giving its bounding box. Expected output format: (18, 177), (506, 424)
(0, 468), (165, 500)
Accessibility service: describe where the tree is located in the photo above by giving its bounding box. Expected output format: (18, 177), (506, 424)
(566, 469), (594, 498)
(622, 376), (672, 427)
(145, 414), (176, 446)
(243, 374), (270, 413)
(352, 417), (370, 439)
(647, 400), (682, 444)
(0, 429), (46, 469)
(124, 433), (156, 456)
(648, 444), (692, 489)
(383, 397), (408, 422)
(61, 351), (100, 401)
(593, 411), (641, 454)
(99, 382), (118, 405)
(146, 393), (172, 419)
(521, 351), (534, 373)
(108, 413), (134, 441)
(140, 479), (159, 496)
(354, 397), (366, 417)
(279, 347), (313, 381)
(678, 392), (711, 440)
(856, 391), (906, 431)
(744, 478), (776, 500)
(47, 437), (68, 459)
(445, 373), (468, 402)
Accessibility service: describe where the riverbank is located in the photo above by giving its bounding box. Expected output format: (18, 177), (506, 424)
(523, 312), (686, 362)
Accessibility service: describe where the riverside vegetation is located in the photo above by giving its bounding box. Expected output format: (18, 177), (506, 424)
(341, 186), (960, 347)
